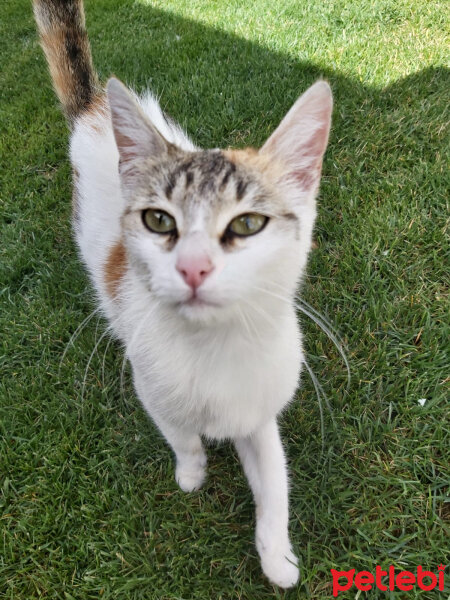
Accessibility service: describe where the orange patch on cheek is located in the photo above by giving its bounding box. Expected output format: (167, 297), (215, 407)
(104, 241), (127, 299)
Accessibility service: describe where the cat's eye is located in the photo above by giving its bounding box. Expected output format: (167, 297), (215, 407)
(143, 209), (177, 234)
(227, 213), (268, 237)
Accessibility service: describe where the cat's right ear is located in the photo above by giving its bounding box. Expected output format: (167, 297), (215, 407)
(106, 78), (168, 170)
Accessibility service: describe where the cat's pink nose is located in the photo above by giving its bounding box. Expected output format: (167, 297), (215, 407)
(176, 254), (214, 290)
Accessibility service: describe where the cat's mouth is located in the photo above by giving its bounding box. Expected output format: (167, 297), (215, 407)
(174, 292), (223, 318)
(184, 295), (220, 308)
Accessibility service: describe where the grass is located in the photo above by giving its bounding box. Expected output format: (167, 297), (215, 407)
(1, 0), (448, 598)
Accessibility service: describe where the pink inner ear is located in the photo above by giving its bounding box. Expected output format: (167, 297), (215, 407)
(261, 81), (333, 193)
(114, 129), (140, 164)
(107, 77), (168, 168)
(288, 167), (318, 190)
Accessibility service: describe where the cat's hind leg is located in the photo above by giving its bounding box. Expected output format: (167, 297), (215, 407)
(234, 419), (299, 588)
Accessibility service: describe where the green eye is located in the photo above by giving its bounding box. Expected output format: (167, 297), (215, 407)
(143, 209), (177, 234)
(228, 213), (268, 237)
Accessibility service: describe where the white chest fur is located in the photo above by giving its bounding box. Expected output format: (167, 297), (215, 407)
(119, 290), (303, 440)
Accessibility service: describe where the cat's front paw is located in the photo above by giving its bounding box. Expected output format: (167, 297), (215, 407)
(259, 547), (299, 589)
(256, 528), (299, 589)
(175, 451), (207, 492)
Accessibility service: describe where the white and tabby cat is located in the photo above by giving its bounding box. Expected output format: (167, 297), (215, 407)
(34, 0), (332, 588)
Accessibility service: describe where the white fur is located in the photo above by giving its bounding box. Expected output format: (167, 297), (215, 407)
(69, 81), (332, 588)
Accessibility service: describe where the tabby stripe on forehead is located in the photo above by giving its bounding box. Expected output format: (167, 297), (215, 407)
(165, 174), (176, 199)
(236, 179), (248, 200)
(175, 157), (196, 179)
(219, 164), (236, 190)
(185, 171), (194, 187)
(200, 152), (229, 182)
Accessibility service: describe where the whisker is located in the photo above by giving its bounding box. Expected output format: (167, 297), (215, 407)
(244, 296), (279, 330)
(119, 308), (155, 403)
(58, 306), (102, 376)
(304, 357), (335, 422)
(80, 325), (113, 403)
(236, 304), (253, 340)
(302, 358), (325, 453)
(119, 347), (129, 402)
(101, 330), (115, 387)
(239, 300), (269, 345)
(251, 283), (350, 388)
(294, 302), (350, 389)
(295, 296), (340, 337)
(268, 281), (344, 340)
(240, 297), (280, 347)
(269, 281), (342, 339)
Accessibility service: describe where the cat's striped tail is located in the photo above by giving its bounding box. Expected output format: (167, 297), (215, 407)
(33, 0), (100, 126)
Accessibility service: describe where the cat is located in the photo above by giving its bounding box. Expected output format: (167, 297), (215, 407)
(33, 0), (332, 588)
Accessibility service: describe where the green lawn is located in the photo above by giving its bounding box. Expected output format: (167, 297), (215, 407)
(1, 0), (448, 598)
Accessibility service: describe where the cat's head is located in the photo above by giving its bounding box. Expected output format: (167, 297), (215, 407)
(107, 78), (332, 323)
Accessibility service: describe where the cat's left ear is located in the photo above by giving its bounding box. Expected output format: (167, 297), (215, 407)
(106, 77), (169, 171)
(260, 81), (332, 200)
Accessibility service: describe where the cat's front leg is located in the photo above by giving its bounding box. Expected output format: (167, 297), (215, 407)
(234, 419), (299, 588)
(156, 417), (207, 492)
(133, 374), (207, 492)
